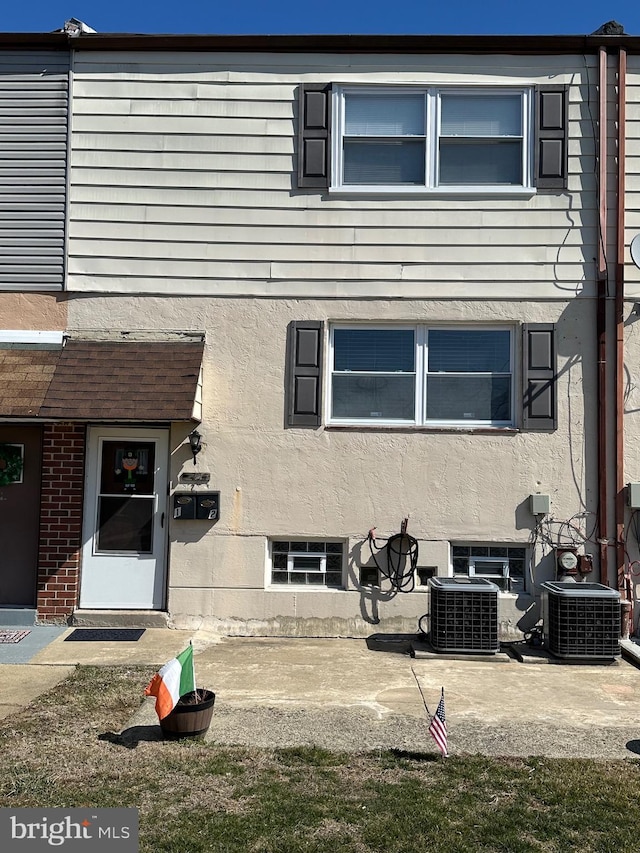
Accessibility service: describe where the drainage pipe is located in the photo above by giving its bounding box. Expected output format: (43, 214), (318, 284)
(615, 49), (629, 608)
(597, 45), (609, 586)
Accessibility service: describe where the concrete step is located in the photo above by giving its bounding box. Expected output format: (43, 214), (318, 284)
(0, 608), (36, 626)
(71, 610), (169, 628)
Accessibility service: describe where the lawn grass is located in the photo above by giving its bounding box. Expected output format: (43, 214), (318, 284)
(0, 665), (639, 852)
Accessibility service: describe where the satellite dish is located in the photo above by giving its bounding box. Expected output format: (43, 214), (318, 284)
(631, 234), (640, 269)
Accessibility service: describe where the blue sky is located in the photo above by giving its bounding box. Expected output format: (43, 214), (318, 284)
(2, 1), (640, 36)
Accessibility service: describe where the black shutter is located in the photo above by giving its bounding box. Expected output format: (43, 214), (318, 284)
(522, 323), (557, 430)
(286, 321), (324, 427)
(535, 86), (568, 190)
(297, 84), (331, 189)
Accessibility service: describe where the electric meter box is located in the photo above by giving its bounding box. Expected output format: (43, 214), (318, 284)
(173, 491), (220, 521)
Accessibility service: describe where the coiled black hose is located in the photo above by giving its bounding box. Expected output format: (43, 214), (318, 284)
(368, 530), (419, 592)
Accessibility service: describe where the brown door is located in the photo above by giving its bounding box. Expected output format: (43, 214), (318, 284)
(0, 425), (42, 606)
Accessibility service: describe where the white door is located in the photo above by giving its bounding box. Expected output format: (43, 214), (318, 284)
(80, 427), (169, 609)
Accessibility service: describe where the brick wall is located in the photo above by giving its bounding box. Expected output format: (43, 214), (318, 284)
(36, 423), (85, 622)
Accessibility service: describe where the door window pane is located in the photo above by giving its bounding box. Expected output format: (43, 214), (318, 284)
(100, 442), (155, 495)
(97, 496), (153, 552)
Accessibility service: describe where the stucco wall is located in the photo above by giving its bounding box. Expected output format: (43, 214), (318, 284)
(0, 293), (67, 330)
(68, 294), (596, 636)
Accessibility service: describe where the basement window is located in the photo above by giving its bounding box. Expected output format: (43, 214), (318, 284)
(269, 540), (344, 588)
(452, 544), (526, 593)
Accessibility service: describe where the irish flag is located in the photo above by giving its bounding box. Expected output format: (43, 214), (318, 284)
(145, 644), (196, 719)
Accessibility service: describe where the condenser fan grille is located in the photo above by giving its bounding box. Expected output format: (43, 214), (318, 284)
(543, 582), (620, 659)
(429, 578), (500, 654)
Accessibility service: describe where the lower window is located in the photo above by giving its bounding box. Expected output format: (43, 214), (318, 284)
(329, 325), (513, 426)
(452, 544), (526, 593)
(270, 540), (344, 587)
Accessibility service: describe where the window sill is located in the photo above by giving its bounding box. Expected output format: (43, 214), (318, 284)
(266, 585), (346, 592)
(329, 186), (536, 199)
(325, 425), (519, 435)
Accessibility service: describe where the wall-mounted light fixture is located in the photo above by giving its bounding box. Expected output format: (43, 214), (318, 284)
(188, 429), (202, 465)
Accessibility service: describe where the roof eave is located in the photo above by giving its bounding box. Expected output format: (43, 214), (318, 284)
(1, 32), (640, 54)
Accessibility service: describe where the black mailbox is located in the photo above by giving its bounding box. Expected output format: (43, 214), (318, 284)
(196, 492), (220, 520)
(173, 491), (220, 520)
(173, 493), (196, 519)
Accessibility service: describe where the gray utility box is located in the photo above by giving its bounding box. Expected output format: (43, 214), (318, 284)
(429, 577), (500, 654)
(541, 581), (621, 660)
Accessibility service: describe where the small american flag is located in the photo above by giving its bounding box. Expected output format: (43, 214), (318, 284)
(429, 687), (448, 757)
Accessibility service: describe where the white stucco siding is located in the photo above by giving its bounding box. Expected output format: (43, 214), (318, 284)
(67, 50), (597, 299)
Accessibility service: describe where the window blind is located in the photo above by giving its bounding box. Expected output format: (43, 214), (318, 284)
(440, 94), (522, 137)
(345, 93), (425, 136)
(428, 330), (511, 373)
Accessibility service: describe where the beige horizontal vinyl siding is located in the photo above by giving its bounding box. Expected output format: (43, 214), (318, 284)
(68, 51), (597, 297)
(623, 58), (640, 296)
(70, 198), (599, 224)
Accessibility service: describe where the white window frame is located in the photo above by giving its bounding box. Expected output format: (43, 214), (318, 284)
(267, 540), (345, 590)
(331, 84), (534, 195)
(328, 323), (514, 428)
(468, 557), (510, 583)
(452, 544), (527, 594)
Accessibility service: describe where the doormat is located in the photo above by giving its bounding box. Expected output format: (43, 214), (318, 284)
(0, 630), (31, 644)
(64, 628), (146, 642)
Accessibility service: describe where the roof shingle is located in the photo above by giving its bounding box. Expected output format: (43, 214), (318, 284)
(0, 340), (204, 421)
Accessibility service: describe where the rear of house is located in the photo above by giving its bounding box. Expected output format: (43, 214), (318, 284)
(0, 30), (634, 639)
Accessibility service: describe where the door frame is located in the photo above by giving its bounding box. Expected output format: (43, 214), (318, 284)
(79, 426), (169, 609)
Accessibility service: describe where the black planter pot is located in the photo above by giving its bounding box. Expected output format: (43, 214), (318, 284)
(160, 689), (216, 739)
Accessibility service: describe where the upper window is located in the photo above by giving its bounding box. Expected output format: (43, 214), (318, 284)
(332, 86), (533, 192)
(329, 325), (513, 427)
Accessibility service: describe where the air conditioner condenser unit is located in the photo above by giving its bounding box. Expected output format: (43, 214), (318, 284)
(541, 581), (621, 660)
(428, 577), (500, 654)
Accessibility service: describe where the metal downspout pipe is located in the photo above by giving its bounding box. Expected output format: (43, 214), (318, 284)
(615, 50), (629, 612)
(597, 45), (609, 586)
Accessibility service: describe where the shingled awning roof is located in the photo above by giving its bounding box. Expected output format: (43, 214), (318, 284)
(0, 340), (204, 421)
